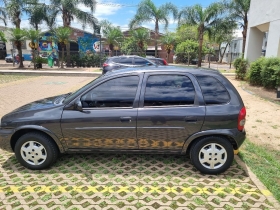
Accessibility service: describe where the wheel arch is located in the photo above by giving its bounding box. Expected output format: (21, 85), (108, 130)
(10, 126), (65, 153)
(182, 130), (238, 155)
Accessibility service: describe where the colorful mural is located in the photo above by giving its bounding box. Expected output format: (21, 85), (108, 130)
(39, 35), (58, 58)
(77, 33), (101, 54)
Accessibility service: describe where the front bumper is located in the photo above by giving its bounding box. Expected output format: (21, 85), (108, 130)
(0, 128), (14, 153)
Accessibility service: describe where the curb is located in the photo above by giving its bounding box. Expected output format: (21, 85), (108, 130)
(235, 155), (280, 209)
(0, 70), (102, 77)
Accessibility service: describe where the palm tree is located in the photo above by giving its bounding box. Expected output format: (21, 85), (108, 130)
(53, 27), (72, 68)
(44, 9), (59, 32)
(5, 0), (26, 28)
(130, 28), (150, 56)
(225, 0), (251, 56)
(9, 28), (27, 68)
(47, 0), (98, 66)
(101, 20), (123, 57)
(178, 3), (224, 67)
(129, 0), (177, 57)
(0, 6), (7, 25)
(49, 0), (98, 28)
(25, 29), (42, 69)
(25, 0), (46, 30)
(160, 32), (176, 63)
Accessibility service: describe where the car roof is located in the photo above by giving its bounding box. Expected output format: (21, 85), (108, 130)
(105, 66), (221, 77)
(108, 55), (148, 59)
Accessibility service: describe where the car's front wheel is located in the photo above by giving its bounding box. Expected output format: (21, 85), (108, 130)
(14, 132), (59, 170)
(190, 136), (234, 174)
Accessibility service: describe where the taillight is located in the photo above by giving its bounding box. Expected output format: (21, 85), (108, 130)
(103, 63), (109, 67)
(238, 107), (246, 131)
(163, 59), (168, 65)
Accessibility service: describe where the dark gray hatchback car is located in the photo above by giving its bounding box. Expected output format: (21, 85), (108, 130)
(0, 67), (246, 174)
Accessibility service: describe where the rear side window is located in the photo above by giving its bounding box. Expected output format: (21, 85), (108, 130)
(134, 57), (148, 65)
(111, 58), (119, 63)
(196, 75), (230, 105)
(144, 75), (195, 107)
(118, 57), (133, 65)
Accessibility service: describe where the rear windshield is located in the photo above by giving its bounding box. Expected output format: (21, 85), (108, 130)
(195, 75), (230, 105)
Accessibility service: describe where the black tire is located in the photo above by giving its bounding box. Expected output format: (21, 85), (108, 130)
(14, 132), (59, 170)
(190, 136), (234, 174)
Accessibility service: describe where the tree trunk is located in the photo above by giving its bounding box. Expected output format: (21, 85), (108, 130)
(242, 15), (248, 58)
(219, 43), (229, 63)
(18, 44), (24, 68)
(32, 49), (36, 69)
(198, 26), (204, 67)
(187, 52), (190, 66)
(61, 47), (64, 68)
(154, 20), (159, 57)
(66, 43), (70, 67)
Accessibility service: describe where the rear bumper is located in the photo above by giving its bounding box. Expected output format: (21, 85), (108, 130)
(234, 129), (246, 149)
(0, 128), (14, 153)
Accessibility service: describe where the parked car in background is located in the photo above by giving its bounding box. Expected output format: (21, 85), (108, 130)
(0, 66), (246, 174)
(5, 55), (25, 63)
(146, 57), (168, 65)
(102, 55), (155, 74)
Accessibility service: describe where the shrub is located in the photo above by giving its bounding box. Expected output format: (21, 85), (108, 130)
(233, 58), (249, 80)
(248, 57), (265, 86)
(35, 56), (47, 64)
(260, 57), (280, 89)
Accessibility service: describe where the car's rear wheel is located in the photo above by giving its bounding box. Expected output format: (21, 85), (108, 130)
(14, 132), (58, 170)
(190, 136), (234, 174)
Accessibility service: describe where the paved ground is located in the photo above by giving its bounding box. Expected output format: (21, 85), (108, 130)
(0, 75), (277, 209)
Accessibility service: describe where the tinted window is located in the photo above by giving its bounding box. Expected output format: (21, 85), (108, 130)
(144, 75), (195, 107)
(196, 75), (230, 105)
(81, 76), (139, 108)
(134, 57), (148, 65)
(111, 58), (119, 63)
(118, 57), (133, 65)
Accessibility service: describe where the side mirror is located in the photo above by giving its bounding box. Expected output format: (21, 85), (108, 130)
(75, 101), (83, 112)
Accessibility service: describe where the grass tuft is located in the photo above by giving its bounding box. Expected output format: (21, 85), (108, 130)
(239, 139), (280, 202)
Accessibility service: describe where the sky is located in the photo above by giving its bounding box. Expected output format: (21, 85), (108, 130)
(1, 0), (241, 36)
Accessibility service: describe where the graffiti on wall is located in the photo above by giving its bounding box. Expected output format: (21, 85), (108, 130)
(78, 33), (101, 54)
(39, 36), (58, 57)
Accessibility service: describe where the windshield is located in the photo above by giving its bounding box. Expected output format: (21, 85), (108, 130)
(63, 74), (105, 104)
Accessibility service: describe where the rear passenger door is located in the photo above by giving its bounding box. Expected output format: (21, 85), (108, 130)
(137, 72), (206, 152)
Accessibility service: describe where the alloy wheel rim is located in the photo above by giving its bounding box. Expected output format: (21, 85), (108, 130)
(20, 141), (47, 166)
(198, 143), (227, 169)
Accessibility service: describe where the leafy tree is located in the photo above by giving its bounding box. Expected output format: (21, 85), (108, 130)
(211, 19), (237, 63)
(121, 37), (138, 55)
(130, 28), (150, 56)
(100, 20), (123, 57)
(175, 25), (197, 44)
(0, 31), (7, 42)
(176, 40), (198, 66)
(160, 32), (176, 63)
(178, 3), (224, 67)
(129, 0), (177, 57)
(224, 0), (251, 56)
(53, 27), (72, 68)
(9, 28), (27, 68)
(25, 29), (42, 69)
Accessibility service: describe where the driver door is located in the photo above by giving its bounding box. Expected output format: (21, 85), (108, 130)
(61, 75), (141, 150)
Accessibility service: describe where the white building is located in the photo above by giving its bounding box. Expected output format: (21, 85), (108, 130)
(220, 37), (243, 63)
(0, 26), (33, 61)
(245, 0), (280, 62)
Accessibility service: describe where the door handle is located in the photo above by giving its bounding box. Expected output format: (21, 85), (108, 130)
(120, 117), (132, 123)
(185, 117), (197, 123)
